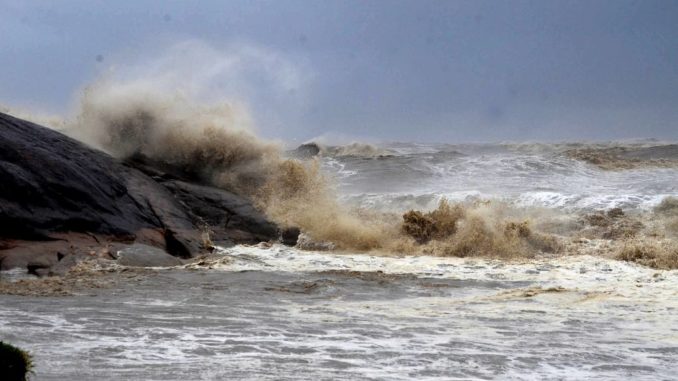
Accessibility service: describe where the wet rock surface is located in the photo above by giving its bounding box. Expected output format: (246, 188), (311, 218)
(0, 112), (291, 276)
(0, 113), (159, 240)
(287, 142), (321, 159)
(159, 180), (279, 245)
(115, 244), (183, 267)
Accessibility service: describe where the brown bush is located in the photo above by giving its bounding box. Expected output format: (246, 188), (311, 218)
(654, 197), (678, 216)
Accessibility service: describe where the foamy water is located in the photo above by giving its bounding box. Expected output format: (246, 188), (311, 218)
(2, 142), (677, 380)
(1, 244), (677, 380)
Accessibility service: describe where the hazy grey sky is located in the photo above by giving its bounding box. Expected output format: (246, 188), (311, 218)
(1, 0), (677, 143)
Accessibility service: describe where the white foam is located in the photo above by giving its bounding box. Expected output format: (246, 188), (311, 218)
(3, 245), (676, 380)
(209, 244), (678, 300)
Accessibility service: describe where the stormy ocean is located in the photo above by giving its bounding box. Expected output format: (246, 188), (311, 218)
(2, 141), (677, 380)
(2, 2), (678, 380)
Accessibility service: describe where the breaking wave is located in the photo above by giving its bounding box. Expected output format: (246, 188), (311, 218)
(53, 79), (388, 250)
(4, 44), (678, 267)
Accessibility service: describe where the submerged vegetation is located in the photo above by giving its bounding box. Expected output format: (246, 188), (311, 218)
(0, 342), (33, 381)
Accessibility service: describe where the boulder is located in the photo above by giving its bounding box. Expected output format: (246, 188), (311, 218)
(47, 253), (90, 277)
(0, 242), (63, 271)
(115, 244), (183, 267)
(288, 142), (321, 159)
(281, 227), (301, 246)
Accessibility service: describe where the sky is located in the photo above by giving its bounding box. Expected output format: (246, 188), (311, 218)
(1, 0), (677, 143)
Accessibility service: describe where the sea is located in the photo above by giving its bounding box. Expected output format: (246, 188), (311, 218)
(1, 142), (677, 380)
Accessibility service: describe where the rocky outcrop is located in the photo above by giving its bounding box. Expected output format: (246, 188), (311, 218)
(0, 113), (162, 241)
(160, 180), (279, 245)
(0, 112), (294, 276)
(288, 142), (321, 159)
(115, 244), (183, 267)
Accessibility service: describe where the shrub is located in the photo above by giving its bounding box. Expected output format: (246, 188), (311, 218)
(0, 342), (33, 381)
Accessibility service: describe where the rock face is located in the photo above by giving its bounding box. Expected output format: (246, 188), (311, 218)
(160, 180), (279, 245)
(0, 112), (293, 275)
(0, 112), (161, 241)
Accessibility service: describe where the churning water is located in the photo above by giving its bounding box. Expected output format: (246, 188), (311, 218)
(1, 142), (677, 380)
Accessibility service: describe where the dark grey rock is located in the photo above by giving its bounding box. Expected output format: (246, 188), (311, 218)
(0, 112), (165, 239)
(281, 227), (301, 246)
(26, 254), (57, 276)
(0, 111), (202, 256)
(48, 253), (88, 277)
(161, 180), (281, 244)
(288, 143), (321, 159)
(0, 112), (284, 271)
(116, 244), (183, 267)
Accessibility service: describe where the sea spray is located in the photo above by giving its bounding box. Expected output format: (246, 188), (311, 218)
(61, 81), (571, 256)
(61, 79), (393, 250)
(7, 85), (678, 265)
(3, 46), (678, 266)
